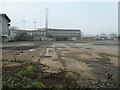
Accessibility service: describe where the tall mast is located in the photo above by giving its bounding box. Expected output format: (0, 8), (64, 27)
(45, 8), (48, 29)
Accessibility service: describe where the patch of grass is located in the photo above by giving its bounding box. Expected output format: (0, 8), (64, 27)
(29, 81), (46, 88)
(64, 72), (78, 88)
(49, 83), (64, 88)
(25, 65), (36, 72)
(64, 72), (75, 79)
(17, 65), (37, 76)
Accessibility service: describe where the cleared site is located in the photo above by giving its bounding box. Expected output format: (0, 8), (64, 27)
(2, 40), (118, 88)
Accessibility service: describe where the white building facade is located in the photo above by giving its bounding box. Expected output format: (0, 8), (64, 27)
(0, 14), (11, 41)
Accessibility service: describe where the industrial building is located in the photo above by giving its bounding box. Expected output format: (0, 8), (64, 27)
(10, 28), (81, 41)
(0, 14), (11, 41)
(47, 28), (81, 41)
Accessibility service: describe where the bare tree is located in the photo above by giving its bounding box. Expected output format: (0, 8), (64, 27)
(15, 32), (33, 41)
(9, 26), (19, 30)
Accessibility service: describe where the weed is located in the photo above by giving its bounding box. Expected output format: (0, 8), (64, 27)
(16, 65), (37, 77)
(17, 70), (32, 76)
(25, 65), (36, 72)
(64, 72), (75, 79)
(3, 75), (32, 88)
(55, 84), (64, 88)
(49, 83), (64, 88)
(30, 81), (46, 88)
(2, 76), (13, 87)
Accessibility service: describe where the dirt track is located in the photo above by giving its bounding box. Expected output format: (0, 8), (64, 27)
(2, 40), (119, 88)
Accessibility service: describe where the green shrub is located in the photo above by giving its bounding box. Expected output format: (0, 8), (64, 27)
(2, 76), (13, 88)
(2, 76), (32, 88)
(17, 65), (36, 76)
(17, 70), (32, 76)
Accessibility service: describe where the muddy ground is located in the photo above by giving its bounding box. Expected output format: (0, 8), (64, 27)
(2, 40), (119, 88)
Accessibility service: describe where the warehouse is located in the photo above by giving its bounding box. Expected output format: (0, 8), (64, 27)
(0, 14), (11, 41)
(25, 28), (81, 41)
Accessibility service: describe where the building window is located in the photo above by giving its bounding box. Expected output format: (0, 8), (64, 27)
(0, 20), (1, 23)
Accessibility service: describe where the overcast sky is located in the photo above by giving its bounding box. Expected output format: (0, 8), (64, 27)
(0, 2), (118, 35)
